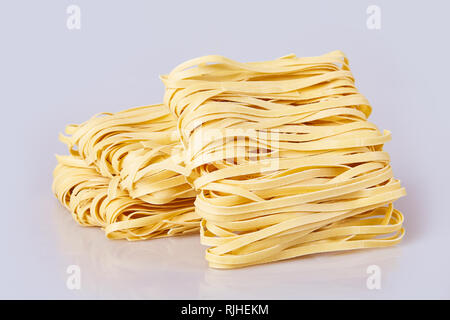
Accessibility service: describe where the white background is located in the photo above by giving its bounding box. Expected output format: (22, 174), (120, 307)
(0, 0), (448, 299)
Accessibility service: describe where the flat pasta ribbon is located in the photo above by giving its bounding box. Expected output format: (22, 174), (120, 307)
(53, 105), (200, 240)
(163, 50), (406, 268)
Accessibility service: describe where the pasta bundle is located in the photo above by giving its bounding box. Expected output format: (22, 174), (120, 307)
(163, 51), (406, 268)
(53, 105), (199, 240)
(53, 51), (406, 269)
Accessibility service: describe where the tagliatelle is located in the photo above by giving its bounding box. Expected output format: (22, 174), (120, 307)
(53, 155), (199, 240)
(163, 50), (406, 268)
(53, 105), (200, 240)
(59, 104), (196, 204)
(52, 51), (406, 269)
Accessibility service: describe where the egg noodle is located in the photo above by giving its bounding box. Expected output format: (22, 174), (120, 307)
(163, 50), (405, 268)
(53, 51), (405, 268)
(53, 105), (199, 240)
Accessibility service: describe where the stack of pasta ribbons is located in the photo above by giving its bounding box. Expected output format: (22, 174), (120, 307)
(53, 51), (405, 268)
(53, 104), (199, 240)
(162, 50), (405, 268)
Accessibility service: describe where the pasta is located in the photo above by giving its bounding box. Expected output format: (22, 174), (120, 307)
(163, 50), (406, 268)
(59, 104), (196, 204)
(53, 51), (406, 269)
(53, 105), (199, 240)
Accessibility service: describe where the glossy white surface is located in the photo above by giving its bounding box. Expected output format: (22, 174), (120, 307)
(0, 0), (449, 299)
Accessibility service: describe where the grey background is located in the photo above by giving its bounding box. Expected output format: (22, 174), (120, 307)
(0, 0), (448, 299)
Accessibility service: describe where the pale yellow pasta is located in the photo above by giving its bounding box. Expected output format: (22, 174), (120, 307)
(53, 104), (199, 240)
(59, 104), (196, 204)
(52, 155), (199, 240)
(163, 50), (406, 268)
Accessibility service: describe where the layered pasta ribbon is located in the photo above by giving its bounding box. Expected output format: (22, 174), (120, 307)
(163, 51), (406, 268)
(53, 105), (199, 240)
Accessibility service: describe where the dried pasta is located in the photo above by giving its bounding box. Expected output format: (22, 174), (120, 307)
(53, 51), (406, 269)
(59, 104), (196, 204)
(53, 105), (199, 240)
(163, 50), (406, 268)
